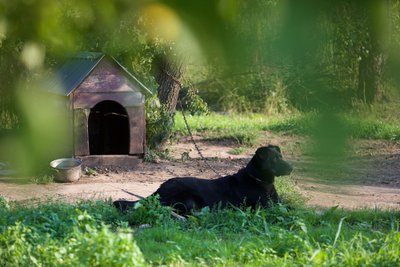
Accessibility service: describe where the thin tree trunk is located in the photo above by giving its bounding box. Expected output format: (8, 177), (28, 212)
(357, 2), (386, 104)
(358, 45), (384, 104)
(156, 58), (184, 112)
(153, 57), (184, 149)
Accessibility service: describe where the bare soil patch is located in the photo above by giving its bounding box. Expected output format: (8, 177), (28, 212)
(1, 132), (399, 210)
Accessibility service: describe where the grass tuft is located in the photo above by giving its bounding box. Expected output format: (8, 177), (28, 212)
(228, 147), (247, 155)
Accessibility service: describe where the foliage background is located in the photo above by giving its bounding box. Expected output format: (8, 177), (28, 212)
(1, 0), (400, 171)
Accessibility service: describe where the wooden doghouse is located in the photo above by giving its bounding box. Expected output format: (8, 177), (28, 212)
(50, 52), (152, 166)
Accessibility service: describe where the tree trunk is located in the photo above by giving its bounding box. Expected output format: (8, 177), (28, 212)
(152, 57), (184, 149)
(156, 58), (184, 112)
(357, 2), (385, 104)
(358, 49), (384, 104)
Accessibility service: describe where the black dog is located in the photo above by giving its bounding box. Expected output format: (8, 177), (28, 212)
(114, 145), (293, 214)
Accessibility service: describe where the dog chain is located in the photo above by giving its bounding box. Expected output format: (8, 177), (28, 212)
(161, 68), (221, 177)
(179, 102), (221, 177)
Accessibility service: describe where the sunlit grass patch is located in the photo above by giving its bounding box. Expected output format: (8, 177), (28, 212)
(0, 196), (399, 266)
(345, 117), (400, 140)
(174, 111), (400, 142)
(204, 128), (260, 146)
(174, 112), (298, 146)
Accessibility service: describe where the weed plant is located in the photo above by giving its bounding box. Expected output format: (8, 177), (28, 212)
(31, 174), (54, 184)
(144, 148), (174, 162)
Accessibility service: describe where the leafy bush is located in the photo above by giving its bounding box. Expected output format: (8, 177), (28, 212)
(180, 86), (209, 115)
(145, 96), (175, 149)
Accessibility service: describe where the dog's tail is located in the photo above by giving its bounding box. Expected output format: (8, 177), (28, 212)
(113, 199), (138, 213)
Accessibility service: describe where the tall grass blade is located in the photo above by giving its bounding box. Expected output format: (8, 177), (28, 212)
(333, 216), (347, 247)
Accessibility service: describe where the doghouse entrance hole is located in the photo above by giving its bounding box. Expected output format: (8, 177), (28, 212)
(88, 100), (129, 155)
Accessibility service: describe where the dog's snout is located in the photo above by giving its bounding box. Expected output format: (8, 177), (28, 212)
(277, 160), (293, 176)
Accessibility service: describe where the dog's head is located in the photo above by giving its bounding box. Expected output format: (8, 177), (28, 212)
(248, 145), (293, 183)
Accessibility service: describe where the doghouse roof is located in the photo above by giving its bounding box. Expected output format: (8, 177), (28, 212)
(49, 52), (152, 96)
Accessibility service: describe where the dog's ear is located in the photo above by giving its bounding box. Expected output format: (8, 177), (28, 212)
(255, 146), (270, 160)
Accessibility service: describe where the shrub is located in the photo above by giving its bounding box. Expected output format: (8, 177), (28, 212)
(145, 96), (174, 149)
(179, 86), (209, 115)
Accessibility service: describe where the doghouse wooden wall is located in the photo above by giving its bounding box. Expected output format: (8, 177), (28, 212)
(70, 59), (146, 156)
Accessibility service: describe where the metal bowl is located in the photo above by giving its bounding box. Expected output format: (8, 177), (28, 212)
(50, 158), (82, 183)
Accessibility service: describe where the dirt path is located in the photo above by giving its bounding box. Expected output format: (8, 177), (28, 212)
(1, 133), (399, 210)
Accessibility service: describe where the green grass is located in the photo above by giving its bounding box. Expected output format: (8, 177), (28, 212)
(345, 116), (400, 140)
(1, 184), (399, 267)
(174, 112), (299, 146)
(174, 111), (400, 141)
(0, 198), (145, 267)
(135, 207), (400, 266)
(228, 147), (247, 155)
